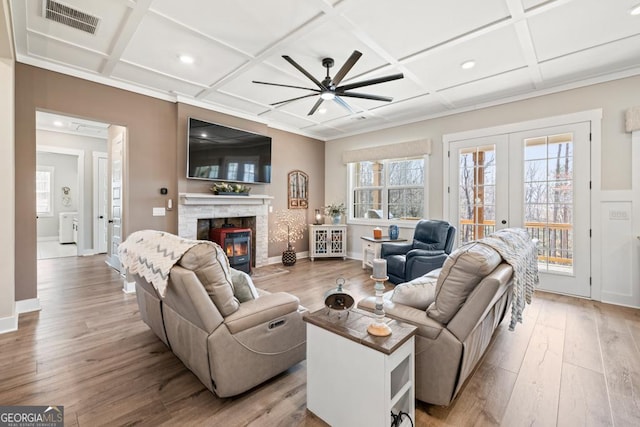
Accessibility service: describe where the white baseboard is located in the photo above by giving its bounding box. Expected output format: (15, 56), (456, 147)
(0, 315), (18, 335)
(16, 298), (41, 313)
(266, 251), (309, 265)
(37, 236), (58, 242)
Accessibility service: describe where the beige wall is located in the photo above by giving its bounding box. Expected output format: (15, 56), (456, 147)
(328, 74), (640, 208)
(15, 64), (177, 301)
(14, 65), (324, 303)
(326, 74), (640, 256)
(0, 0), (15, 326)
(176, 103), (325, 257)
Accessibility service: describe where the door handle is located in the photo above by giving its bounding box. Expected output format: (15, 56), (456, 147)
(99, 215), (104, 219)
(501, 220), (507, 225)
(108, 220), (114, 224)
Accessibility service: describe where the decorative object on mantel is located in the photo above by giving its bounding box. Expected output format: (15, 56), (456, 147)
(288, 170), (309, 209)
(324, 202), (346, 224)
(323, 277), (355, 318)
(368, 259), (392, 337)
(270, 209), (307, 266)
(210, 182), (251, 196)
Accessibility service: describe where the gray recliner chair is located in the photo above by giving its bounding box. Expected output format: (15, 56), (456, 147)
(381, 219), (456, 284)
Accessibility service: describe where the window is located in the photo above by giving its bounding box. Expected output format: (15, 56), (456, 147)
(350, 157), (425, 221)
(36, 166), (54, 217)
(227, 162), (238, 180)
(243, 163), (256, 182)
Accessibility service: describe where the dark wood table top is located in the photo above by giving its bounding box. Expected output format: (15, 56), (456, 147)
(360, 236), (408, 243)
(304, 308), (417, 355)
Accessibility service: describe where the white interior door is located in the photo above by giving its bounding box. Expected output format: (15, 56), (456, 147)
(448, 122), (591, 297)
(107, 133), (123, 271)
(93, 153), (108, 253)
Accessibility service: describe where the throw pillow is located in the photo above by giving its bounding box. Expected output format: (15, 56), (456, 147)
(391, 275), (437, 310)
(427, 242), (501, 324)
(179, 242), (240, 316)
(230, 268), (259, 303)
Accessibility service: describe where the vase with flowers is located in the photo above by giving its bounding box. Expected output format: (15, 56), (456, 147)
(324, 202), (346, 225)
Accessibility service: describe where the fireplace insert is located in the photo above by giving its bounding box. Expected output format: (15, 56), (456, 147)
(209, 227), (252, 274)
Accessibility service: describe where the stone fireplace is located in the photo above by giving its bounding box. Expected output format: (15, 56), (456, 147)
(178, 193), (272, 267)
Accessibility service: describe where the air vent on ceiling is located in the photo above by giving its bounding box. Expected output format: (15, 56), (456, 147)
(42, 0), (100, 35)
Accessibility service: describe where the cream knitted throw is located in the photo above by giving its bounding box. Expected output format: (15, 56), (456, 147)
(118, 230), (215, 298)
(475, 228), (539, 330)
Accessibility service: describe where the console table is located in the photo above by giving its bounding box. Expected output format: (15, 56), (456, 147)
(361, 236), (407, 269)
(309, 224), (347, 260)
(304, 308), (416, 427)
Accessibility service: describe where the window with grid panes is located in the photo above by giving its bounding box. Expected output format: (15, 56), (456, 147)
(350, 158), (425, 221)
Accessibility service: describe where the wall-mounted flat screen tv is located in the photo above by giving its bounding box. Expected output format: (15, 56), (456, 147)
(187, 118), (272, 184)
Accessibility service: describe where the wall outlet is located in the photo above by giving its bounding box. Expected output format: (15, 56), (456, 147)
(609, 209), (629, 220)
(153, 207), (166, 217)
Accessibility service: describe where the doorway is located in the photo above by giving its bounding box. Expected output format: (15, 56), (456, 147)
(36, 146), (82, 259)
(35, 111), (109, 259)
(445, 113), (595, 298)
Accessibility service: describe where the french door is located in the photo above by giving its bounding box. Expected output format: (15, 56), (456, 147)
(448, 122), (591, 297)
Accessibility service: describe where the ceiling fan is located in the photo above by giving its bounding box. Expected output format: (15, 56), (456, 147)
(253, 50), (404, 116)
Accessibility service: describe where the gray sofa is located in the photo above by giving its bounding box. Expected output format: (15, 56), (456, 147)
(132, 242), (307, 398)
(358, 241), (514, 406)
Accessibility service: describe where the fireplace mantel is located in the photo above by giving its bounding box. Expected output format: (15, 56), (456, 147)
(179, 193), (273, 206)
(178, 192), (272, 267)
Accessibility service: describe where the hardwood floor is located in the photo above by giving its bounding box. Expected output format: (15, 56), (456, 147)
(1, 255), (639, 426)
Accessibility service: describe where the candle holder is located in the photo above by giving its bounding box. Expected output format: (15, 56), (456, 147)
(367, 275), (392, 337)
(314, 209), (323, 225)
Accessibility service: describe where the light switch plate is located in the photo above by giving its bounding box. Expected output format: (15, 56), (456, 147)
(153, 207), (166, 217)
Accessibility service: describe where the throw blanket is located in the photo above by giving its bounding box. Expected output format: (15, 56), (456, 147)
(118, 230), (215, 298)
(474, 228), (539, 330)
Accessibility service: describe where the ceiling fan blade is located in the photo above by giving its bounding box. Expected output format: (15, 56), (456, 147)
(271, 93), (319, 106)
(334, 96), (357, 114)
(282, 55), (327, 90)
(252, 80), (320, 92)
(331, 50), (362, 87)
(307, 98), (324, 116)
(337, 91), (393, 102)
(337, 73), (404, 92)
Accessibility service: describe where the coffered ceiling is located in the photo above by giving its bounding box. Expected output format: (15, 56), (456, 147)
(10, 0), (640, 140)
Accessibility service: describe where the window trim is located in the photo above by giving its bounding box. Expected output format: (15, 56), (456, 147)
(36, 165), (55, 218)
(347, 155), (429, 226)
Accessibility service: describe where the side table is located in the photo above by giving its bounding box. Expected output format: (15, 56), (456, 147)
(304, 308), (416, 427)
(361, 236), (408, 269)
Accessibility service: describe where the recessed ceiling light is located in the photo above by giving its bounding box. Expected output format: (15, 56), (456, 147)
(631, 4), (640, 15)
(179, 54), (194, 64)
(461, 60), (476, 70)
(318, 108), (327, 114)
(53, 120), (64, 127)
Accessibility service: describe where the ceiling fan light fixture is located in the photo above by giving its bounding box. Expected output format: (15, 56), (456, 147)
(631, 4), (640, 15)
(320, 91), (335, 100)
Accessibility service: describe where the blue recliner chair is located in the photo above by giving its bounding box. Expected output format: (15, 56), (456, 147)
(381, 219), (456, 285)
